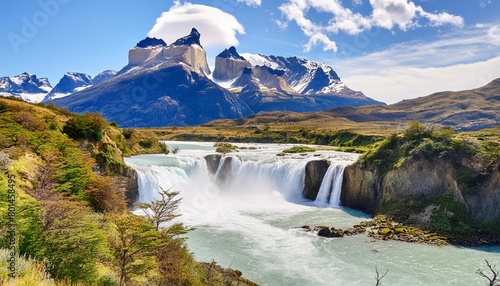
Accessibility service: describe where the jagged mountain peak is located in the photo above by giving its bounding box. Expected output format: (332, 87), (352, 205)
(43, 72), (93, 102)
(93, 70), (117, 85)
(136, 37), (167, 48)
(217, 46), (246, 61)
(173, 27), (202, 48)
(0, 72), (52, 102)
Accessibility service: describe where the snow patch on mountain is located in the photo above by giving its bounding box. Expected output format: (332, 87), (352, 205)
(0, 72), (53, 102)
(240, 53), (280, 69)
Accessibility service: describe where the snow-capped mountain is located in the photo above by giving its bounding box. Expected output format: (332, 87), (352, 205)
(52, 28), (252, 127)
(239, 53), (368, 98)
(213, 47), (251, 82)
(43, 72), (92, 102)
(125, 28), (210, 76)
(46, 28), (383, 127)
(0, 72), (52, 103)
(92, 70), (117, 85)
(211, 47), (382, 112)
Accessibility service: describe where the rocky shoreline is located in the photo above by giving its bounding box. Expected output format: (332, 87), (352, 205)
(298, 215), (447, 246)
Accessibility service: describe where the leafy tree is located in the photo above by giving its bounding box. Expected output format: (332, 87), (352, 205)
(107, 213), (163, 286)
(135, 187), (182, 231)
(23, 199), (107, 283)
(85, 175), (127, 213)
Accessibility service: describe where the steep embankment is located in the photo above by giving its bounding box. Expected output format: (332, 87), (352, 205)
(341, 123), (500, 240)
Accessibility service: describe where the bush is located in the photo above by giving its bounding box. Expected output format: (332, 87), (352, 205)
(283, 146), (316, 153)
(63, 113), (108, 142)
(214, 142), (237, 154)
(122, 128), (135, 140)
(283, 145), (316, 153)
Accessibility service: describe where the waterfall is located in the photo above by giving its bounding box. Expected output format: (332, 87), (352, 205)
(125, 142), (358, 209)
(313, 163), (346, 208)
(329, 164), (345, 207)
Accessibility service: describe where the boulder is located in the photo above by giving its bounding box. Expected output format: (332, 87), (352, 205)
(205, 154), (222, 174)
(303, 160), (330, 200)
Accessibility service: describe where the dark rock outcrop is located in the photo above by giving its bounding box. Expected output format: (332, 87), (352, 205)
(173, 28), (202, 47)
(124, 167), (139, 205)
(215, 157), (234, 185)
(303, 160), (330, 200)
(217, 46), (246, 61)
(136, 37), (167, 48)
(205, 154), (222, 174)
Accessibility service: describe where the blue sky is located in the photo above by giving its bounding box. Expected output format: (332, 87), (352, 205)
(1, 0), (499, 103)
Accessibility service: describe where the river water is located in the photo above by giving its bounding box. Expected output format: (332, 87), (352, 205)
(124, 141), (500, 286)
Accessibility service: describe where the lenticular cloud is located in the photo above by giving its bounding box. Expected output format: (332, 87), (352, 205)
(148, 2), (245, 49)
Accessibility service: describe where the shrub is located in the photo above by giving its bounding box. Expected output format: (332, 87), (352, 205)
(122, 128), (135, 140)
(283, 146), (316, 153)
(214, 142), (237, 154)
(63, 113), (108, 142)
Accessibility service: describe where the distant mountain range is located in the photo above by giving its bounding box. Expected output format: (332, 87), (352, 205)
(0, 28), (383, 127)
(324, 78), (500, 131)
(0, 70), (117, 103)
(0, 72), (52, 102)
(212, 78), (500, 131)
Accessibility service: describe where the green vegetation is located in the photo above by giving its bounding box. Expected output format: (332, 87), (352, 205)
(363, 122), (500, 237)
(214, 142), (237, 154)
(0, 97), (255, 285)
(362, 122), (479, 174)
(282, 145), (317, 153)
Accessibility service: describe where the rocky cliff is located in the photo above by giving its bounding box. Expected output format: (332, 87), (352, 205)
(341, 131), (500, 226)
(213, 46), (251, 82)
(53, 29), (251, 127)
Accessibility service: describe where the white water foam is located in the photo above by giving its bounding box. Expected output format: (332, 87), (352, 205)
(125, 142), (500, 286)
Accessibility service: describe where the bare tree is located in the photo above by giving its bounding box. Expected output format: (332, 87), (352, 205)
(477, 260), (499, 286)
(375, 267), (389, 286)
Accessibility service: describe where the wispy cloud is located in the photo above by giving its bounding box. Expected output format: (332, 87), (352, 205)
(278, 0), (464, 52)
(342, 56), (500, 104)
(335, 24), (500, 75)
(237, 0), (262, 7)
(148, 1), (245, 49)
(332, 24), (500, 103)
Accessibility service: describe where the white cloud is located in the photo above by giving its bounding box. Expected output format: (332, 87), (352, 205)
(237, 0), (262, 7)
(418, 9), (464, 28)
(370, 0), (419, 30)
(342, 56), (500, 104)
(332, 25), (500, 103)
(148, 2), (245, 49)
(304, 33), (338, 52)
(352, 0), (363, 6)
(279, 0), (464, 52)
(480, 0), (492, 8)
(488, 25), (500, 45)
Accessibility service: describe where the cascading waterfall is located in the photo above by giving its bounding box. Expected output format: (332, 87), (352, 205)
(124, 142), (500, 286)
(314, 163), (346, 207)
(127, 147), (353, 208)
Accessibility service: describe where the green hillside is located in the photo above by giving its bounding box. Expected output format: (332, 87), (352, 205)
(0, 97), (256, 285)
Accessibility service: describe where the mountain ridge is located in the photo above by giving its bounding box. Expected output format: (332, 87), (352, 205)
(48, 28), (382, 127)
